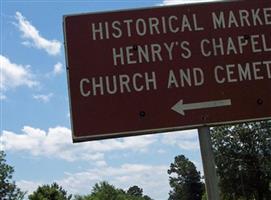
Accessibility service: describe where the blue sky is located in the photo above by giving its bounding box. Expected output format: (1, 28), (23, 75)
(0, 0), (222, 199)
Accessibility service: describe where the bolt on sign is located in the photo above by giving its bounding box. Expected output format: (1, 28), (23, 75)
(63, 0), (271, 142)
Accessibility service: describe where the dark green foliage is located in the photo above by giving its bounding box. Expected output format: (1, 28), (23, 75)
(73, 195), (88, 200)
(211, 121), (271, 200)
(127, 186), (143, 197)
(28, 182), (72, 200)
(89, 181), (124, 200)
(142, 195), (152, 200)
(74, 182), (153, 200)
(0, 151), (25, 200)
(168, 155), (204, 200)
(127, 185), (153, 200)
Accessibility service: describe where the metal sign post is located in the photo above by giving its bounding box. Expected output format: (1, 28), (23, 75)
(198, 126), (220, 200)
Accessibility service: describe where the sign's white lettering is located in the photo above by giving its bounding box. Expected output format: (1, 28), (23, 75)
(112, 41), (191, 66)
(214, 60), (271, 83)
(80, 6), (271, 97)
(64, 1), (271, 142)
(91, 14), (204, 40)
(212, 8), (271, 29)
(80, 72), (157, 96)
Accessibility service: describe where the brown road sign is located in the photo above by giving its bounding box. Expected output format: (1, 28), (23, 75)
(63, 0), (271, 142)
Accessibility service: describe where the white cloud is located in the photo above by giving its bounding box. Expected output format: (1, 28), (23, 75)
(17, 180), (42, 195)
(161, 130), (200, 150)
(33, 93), (53, 103)
(8, 128), (201, 200)
(95, 160), (107, 167)
(1, 126), (156, 162)
(19, 164), (169, 200)
(15, 12), (61, 56)
(0, 135), (3, 151)
(56, 163), (169, 200)
(161, 0), (221, 5)
(53, 62), (63, 75)
(0, 55), (38, 98)
(0, 94), (6, 100)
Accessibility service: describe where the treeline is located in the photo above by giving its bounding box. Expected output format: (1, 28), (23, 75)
(1, 120), (271, 200)
(29, 182), (153, 200)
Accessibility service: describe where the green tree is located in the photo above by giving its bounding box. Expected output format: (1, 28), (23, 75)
(0, 150), (25, 200)
(75, 182), (153, 200)
(127, 185), (153, 200)
(168, 155), (204, 200)
(28, 182), (72, 200)
(127, 186), (143, 197)
(211, 121), (271, 200)
(142, 195), (152, 200)
(73, 195), (88, 200)
(89, 181), (124, 200)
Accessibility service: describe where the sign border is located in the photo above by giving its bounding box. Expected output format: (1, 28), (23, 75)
(71, 117), (271, 143)
(63, 0), (271, 142)
(62, 0), (237, 19)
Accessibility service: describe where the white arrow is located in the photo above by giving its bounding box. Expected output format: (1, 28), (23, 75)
(171, 99), (232, 116)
